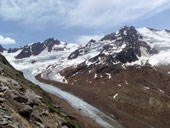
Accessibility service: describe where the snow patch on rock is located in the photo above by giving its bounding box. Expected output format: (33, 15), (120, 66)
(106, 73), (111, 79)
(113, 93), (118, 99)
(54, 73), (68, 84)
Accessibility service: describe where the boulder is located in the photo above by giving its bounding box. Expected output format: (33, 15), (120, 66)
(35, 122), (45, 128)
(25, 89), (41, 106)
(0, 97), (5, 103)
(13, 95), (28, 104)
(18, 105), (32, 119)
(0, 92), (4, 97)
(7, 79), (19, 86)
(31, 113), (42, 123)
(7, 124), (19, 128)
(0, 118), (8, 125)
(0, 85), (8, 92)
(42, 110), (49, 116)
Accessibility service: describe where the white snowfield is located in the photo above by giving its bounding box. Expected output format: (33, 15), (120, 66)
(23, 68), (123, 128)
(137, 27), (170, 66)
(2, 42), (80, 75)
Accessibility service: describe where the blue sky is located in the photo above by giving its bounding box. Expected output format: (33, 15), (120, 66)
(0, 0), (170, 49)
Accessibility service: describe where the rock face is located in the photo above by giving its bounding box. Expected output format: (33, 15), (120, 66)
(0, 54), (80, 128)
(0, 45), (5, 52)
(13, 95), (28, 103)
(10, 38), (61, 59)
(68, 26), (156, 64)
(8, 47), (22, 53)
(68, 39), (98, 60)
(18, 105), (33, 119)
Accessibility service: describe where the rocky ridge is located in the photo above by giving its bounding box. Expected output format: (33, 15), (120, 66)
(7, 38), (68, 59)
(0, 45), (5, 53)
(68, 26), (157, 64)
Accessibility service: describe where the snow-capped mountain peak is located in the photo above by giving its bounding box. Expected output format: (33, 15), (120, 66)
(2, 26), (170, 83)
(69, 26), (156, 66)
(13, 38), (64, 59)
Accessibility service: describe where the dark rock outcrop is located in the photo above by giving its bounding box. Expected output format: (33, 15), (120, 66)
(18, 105), (33, 119)
(16, 47), (32, 59)
(0, 45), (5, 53)
(8, 47), (21, 53)
(68, 39), (99, 60)
(101, 32), (116, 41)
(13, 95), (28, 104)
(68, 47), (85, 60)
(15, 38), (61, 59)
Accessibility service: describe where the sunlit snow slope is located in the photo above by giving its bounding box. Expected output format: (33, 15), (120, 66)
(3, 39), (79, 77)
(137, 27), (170, 65)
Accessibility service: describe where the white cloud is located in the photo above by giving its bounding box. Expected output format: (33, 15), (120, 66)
(0, 0), (69, 24)
(0, 35), (16, 45)
(67, 0), (170, 27)
(76, 34), (104, 45)
(0, 0), (170, 28)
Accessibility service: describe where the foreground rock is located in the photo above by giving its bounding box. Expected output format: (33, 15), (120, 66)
(0, 54), (81, 128)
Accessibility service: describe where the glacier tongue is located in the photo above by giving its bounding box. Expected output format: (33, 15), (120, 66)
(23, 68), (123, 128)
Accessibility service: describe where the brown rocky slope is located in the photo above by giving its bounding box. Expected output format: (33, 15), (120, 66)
(37, 62), (170, 128)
